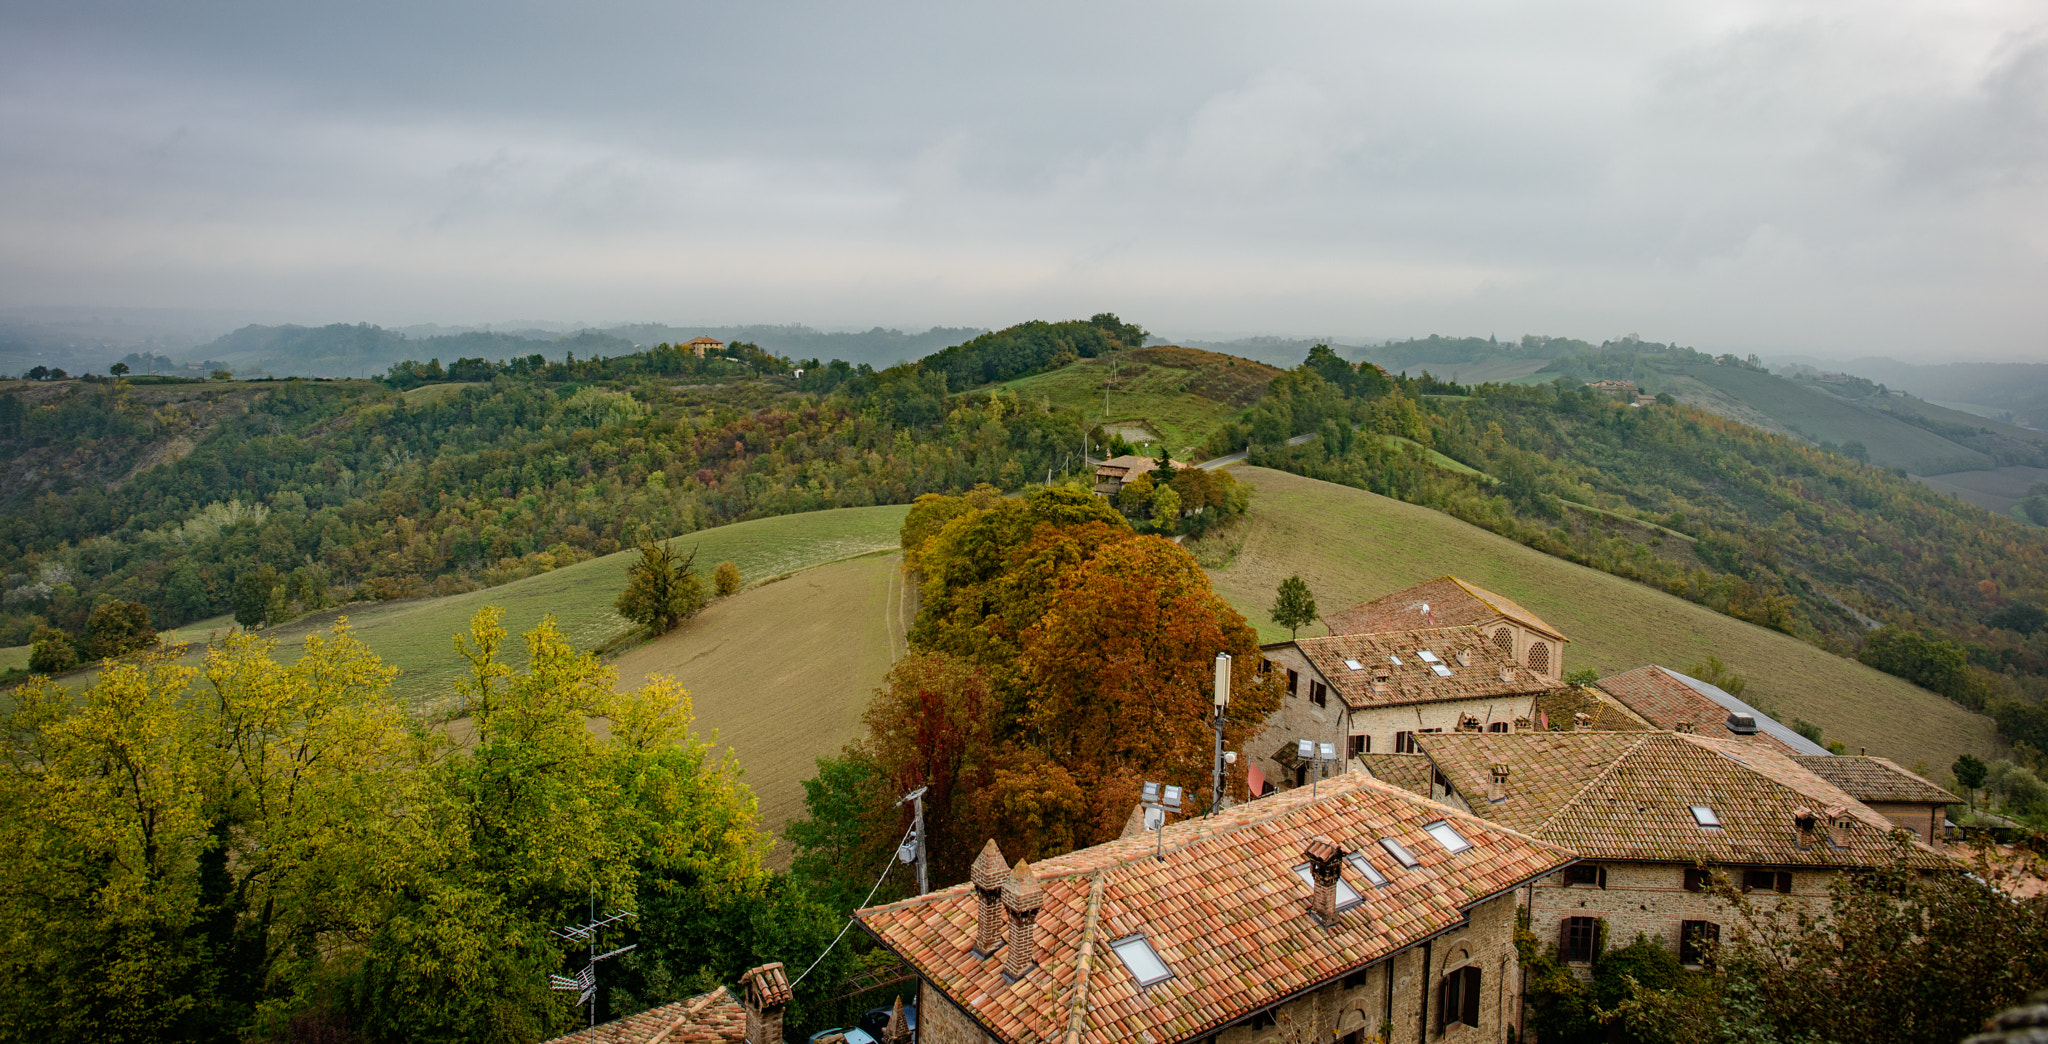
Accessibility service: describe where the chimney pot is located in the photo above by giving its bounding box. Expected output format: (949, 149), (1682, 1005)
(1303, 836), (1344, 924)
(740, 963), (792, 1044)
(1001, 860), (1045, 980)
(1487, 763), (1510, 803)
(971, 840), (1009, 956)
(884, 996), (912, 1043)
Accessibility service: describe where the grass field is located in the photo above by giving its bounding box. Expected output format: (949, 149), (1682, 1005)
(1203, 466), (1999, 773)
(1673, 365), (1990, 474)
(610, 553), (911, 855)
(33, 505), (912, 714)
(1916, 466), (2048, 516)
(1000, 346), (1280, 456)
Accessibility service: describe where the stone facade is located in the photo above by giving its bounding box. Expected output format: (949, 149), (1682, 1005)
(1862, 801), (1945, 840)
(1525, 861), (1830, 967)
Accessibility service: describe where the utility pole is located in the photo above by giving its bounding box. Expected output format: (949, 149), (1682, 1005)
(897, 787), (930, 895)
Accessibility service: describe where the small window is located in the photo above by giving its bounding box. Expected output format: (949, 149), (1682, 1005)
(1292, 864), (1363, 909)
(1349, 734), (1367, 757)
(1689, 805), (1722, 829)
(1344, 658), (1363, 671)
(1679, 920), (1720, 965)
(1286, 669), (1299, 696)
(1430, 663), (1453, 677)
(1109, 935), (1173, 986)
(1743, 870), (1792, 894)
(1424, 820), (1473, 854)
(1683, 867), (1714, 892)
(1378, 837), (1420, 868)
(1487, 721), (1509, 733)
(1310, 681), (1328, 707)
(1416, 649), (1440, 663)
(1439, 966), (1481, 1028)
(1394, 731), (1417, 754)
(1346, 853), (1389, 887)
(1567, 864), (1605, 888)
(1560, 916), (1600, 963)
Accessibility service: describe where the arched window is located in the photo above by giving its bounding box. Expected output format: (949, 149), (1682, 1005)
(1491, 628), (1514, 654)
(1439, 965), (1481, 1027)
(1529, 641), (1551, 676)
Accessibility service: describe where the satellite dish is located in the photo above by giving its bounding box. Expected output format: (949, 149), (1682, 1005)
(1144, 807), (1164, 831)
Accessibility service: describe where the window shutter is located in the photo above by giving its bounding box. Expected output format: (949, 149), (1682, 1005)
(1460, 967), (1481, 1028)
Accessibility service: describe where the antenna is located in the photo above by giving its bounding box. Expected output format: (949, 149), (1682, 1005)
(896, 786), (930, 895)
(1141, 781), (1184, 861)
(548, 885), (637, 1028)
(1210, 652), (1231, 815)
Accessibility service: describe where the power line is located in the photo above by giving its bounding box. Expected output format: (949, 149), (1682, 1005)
(789, 822), (915, 989)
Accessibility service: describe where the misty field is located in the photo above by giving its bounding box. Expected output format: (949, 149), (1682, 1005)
(1201, 466), (2000, 774)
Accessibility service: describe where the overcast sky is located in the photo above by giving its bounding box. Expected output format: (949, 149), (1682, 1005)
(3, 1), (2045, 359)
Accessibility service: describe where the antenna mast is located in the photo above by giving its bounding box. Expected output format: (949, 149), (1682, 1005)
(549, 886), (637, 1028)
(897, 786), (930, 895)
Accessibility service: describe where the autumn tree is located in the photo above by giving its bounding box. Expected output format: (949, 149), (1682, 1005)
(713, 560), (742, 597)
(82, 599), (158, 659)
(1271, 575), (1319, 638)
(26, 624), (77, 673)
(616, 540), (705, 635)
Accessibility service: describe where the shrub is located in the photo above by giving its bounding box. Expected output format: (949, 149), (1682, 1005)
(27, 626), (78, 673)
(714, 561), (742, 597)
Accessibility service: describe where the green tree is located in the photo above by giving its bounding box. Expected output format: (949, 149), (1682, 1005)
(713, 560), (742, 597)
(1683, 655), (1748, 697)
(1564, 666), (1600, 687)
(232, 566), (278, 629)
(1954, 753), (1988, 811)
(1150, 483), (1182, 532)
(616, 540), (705, 635)
(1270, 574), (1319, 639)
(209, 369), (232, 382)
(82, 599), (158, 659)
(26, 625), (78, 674)
(108, 362), (129, 377)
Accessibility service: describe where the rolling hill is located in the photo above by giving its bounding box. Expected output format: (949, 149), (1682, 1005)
(1200, 465), (1999, 775)
(1000, 345), (1282, 456)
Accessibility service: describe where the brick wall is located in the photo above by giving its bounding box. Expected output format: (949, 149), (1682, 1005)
(1528, 862), (1832, 966)
(1865, 801), (1944, 841)
(917, 981), (995, 1044)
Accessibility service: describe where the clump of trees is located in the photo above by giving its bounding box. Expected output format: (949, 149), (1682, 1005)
(0, 611), (847, 1043)
(787, 486), (1281, 896)
(25, 599), (159, 672)
(616, 540), (706, 635)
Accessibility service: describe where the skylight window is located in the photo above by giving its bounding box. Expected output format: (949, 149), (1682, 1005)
(1346, 853), (1389, 887)
(1423, 820), (1473, 854)
(1344, 659), (1363, 671)
(1293, 864), (1363, 908)
(1690, 805), (1723, 829)
(1378, 837), (1421, 868)
(1110, 935), (1173, 987)
(1430, 664), (1453, 677)
(1417, 650), (1441, 663)
(1389, 655), (1403, 666)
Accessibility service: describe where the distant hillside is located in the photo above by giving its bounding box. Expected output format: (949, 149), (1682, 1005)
(1822, 357), (2048, 430)
(1001, 344), (1283, 455)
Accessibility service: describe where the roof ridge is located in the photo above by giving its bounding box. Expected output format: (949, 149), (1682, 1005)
(1535, 733), (1655, 834)
(1063, 872), (1108, 1044)
(646, 987), (727, 1044)
(1034, 776), (1383, 877)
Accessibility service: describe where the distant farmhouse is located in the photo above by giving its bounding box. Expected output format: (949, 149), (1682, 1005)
(1091, 453), (1191, 496)
(686, 336), (726, 359)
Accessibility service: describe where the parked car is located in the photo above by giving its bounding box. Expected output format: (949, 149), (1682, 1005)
(806, 1028), (877, 1044)
(858, 1003), (917, 1039)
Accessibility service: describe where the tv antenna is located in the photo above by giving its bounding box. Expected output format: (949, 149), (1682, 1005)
(897, 786), (930, 895)
(549, 887), (637, 1028)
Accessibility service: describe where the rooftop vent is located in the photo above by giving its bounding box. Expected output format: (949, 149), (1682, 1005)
(1674, 721), (1695, 734)
(1487, 764), (1511, 804)
(1725, 712), (1759, 735)
(1499, 665), (1516, 683)
(1302, 836), (1348, 923)
(1456, 647), (1474, 668)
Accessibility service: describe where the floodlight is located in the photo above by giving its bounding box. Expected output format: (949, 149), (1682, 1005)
(1320, 742), (1337, 761)
(1297, 738), (1315, 760)
(1143, 781), (1160, 803)
(1163, 785), (1185, 811)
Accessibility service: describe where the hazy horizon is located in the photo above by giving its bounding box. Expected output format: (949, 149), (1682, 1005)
(5, 1), (2047, 362)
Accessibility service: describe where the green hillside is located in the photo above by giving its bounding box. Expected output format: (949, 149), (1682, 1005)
(1672, 364), (1990, 473)
(1201, 465), (1999, 773)
(1000, 345), (1282, 455)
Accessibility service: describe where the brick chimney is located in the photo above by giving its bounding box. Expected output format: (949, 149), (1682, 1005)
(884, 996), (912, 1043)
(1501, 659), (1520, 684)
(1793, 806), (1819, 847)
(1304, 835), (1344, 924)
(1001, 860), (1045, 981)
(740, 962), (791, 1044)
(1486, 763), (1511, 804)
(970, 839), (1009, 958)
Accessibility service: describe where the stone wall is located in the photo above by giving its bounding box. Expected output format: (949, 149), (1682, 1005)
(1865, 801), (1944, 840)
(1528, 862), (1832, 965)
(917, 981), (994, 1044)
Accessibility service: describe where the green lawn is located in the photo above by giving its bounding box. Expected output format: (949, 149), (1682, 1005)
(37, 505), (911, 715)
(1000, 348), (1280, 456)
(1204, 466), (1999, 774)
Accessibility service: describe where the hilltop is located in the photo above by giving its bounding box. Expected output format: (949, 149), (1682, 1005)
(1001, 345), (1282, 456)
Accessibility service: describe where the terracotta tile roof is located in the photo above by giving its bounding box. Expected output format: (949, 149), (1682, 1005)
(1324, 577), (1567, 642)
(1357, 753), (1435, 796)
(1094, 454), (1192, 480)
(1531, 687), (1652, 733)
(1276, 625), (1547, 709)
(1414, 732), (1954, 870)
(1791, 756), (1960, 805)
(542, 987), (747, 1044)
(1593, 666), (1799, 754)
(856, 772), (1574, 1044)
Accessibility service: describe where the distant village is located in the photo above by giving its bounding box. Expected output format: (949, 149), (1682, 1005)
(551, 574), (1996, 1044)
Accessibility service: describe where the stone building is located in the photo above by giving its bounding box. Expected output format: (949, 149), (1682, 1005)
(1790, 754), (1959, 840)
(1593, 665), (1828, 756)
(1324, 577), (1569, 684)
(686, 336), (725, 359)
(856, 772), (1575, 1044)
(1401, 731), (1955, 969)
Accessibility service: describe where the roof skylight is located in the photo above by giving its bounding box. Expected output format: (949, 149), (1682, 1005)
(1292, 864), (1363, 908)
(1109, 935), (1173, 986)
(1417, 650), (1441, 663)
(1690, 805), (1723, 829)
(1378, 837), (1421, 868)
(1344, 659), (1363, 671)
(1346, 852), (1389, 887)
(1430, 664), (1453, 677)
(1390, 655), (1404, 666)
(1423, 820), (1473, 854)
